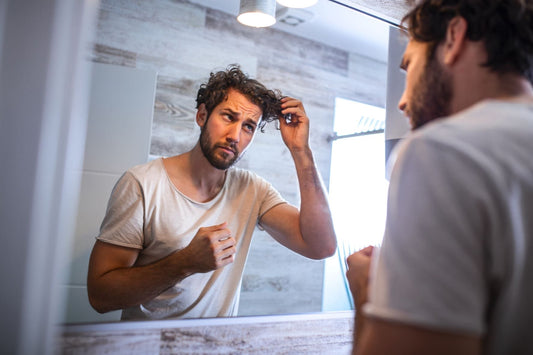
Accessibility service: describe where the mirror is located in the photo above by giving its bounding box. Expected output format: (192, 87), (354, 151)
(64, 0), (403, 324)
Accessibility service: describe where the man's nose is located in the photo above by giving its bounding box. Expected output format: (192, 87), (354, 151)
(226, 123), (240, 142)
(398, 91), (407, 113)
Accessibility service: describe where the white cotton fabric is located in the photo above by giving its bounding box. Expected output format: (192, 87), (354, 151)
(97, 158), (286, 320)
(364, 100), (533, 355)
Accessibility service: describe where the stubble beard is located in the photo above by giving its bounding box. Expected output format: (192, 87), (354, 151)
(409, 53), (453, 130)
(199, 125), (242, 170)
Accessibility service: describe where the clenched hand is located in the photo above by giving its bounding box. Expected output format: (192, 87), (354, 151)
(181, 222), (236, 273)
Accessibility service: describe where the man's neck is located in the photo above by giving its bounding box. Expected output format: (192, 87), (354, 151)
(163, 145), (227, 202)
(188, 143), (227, 189)
(452, 69), (533, 114)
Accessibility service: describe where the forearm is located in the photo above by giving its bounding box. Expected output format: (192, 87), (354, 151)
(352, 268), (369, 353)
(346, 246), (373, 354)
(353, 304), (367, 353)
(291, 147), (337, 259)
(88, 249), (193, 313)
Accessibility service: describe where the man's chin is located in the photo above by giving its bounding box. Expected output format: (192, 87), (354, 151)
(204, 149), (244, 170)
(209, 157), (239, 170)
(410, 114), (432, 130)
(207, 159), (229, 170)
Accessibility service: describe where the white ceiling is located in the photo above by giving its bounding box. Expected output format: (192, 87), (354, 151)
(188, 0), (391, 62)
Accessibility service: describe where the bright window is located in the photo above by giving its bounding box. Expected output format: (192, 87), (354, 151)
(323, 98), (388, 311)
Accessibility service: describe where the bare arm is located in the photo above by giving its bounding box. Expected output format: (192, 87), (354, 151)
(345, 246), (373, 350)
(259, 97), (336, 260)
(87, 222), (235, 313)
(355, 318), (481, 355)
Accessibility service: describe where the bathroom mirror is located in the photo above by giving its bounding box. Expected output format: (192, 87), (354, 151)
(64, 0), (410, 324)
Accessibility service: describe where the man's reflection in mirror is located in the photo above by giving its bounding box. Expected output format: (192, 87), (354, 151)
(86, 64), (337, 320)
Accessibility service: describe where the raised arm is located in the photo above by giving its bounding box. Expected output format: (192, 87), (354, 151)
(259, 97), (336, 260)
(87, 222), (235, 313)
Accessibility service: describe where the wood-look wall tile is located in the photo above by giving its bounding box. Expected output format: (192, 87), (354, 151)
(343, 0), (411, 24)
(205, 9), (349, 76)
(96, 4), (205, 66)
(92, 44), (137, 67)
(239, 230), (323, 316)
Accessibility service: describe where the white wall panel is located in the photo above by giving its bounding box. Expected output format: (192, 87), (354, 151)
(64, 62), (156, 323)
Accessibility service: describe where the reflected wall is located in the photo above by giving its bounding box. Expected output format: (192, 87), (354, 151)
(65, 0), (388, 323)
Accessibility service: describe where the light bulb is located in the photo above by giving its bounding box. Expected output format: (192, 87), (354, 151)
(238, 0), (277, 28)
(237, 11), (276, 27)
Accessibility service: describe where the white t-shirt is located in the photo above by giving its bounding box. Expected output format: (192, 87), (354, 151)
(97, 158), (286, 320)
(365, 100), (533, 354)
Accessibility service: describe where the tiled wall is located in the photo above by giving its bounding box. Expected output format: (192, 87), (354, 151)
(76, 0), (388, 320)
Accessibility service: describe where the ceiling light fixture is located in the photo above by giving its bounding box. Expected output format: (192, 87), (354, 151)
(276, 0), (318, 8)
(237, 0), (277, 28)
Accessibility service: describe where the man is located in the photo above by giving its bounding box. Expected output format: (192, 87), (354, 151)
(87, 65), (337, 320)
(346, 1), (533, 354)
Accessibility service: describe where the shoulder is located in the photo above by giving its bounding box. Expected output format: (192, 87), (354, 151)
(410, 100), (528, 143)
(394, 102), (493, 167)
(398, 100), (532, 167)
(127, 157), (164, 177)
(112, 158), (167, 195)
(125, 158), (166, 183)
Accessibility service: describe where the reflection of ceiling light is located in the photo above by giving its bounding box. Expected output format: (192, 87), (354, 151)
(237, 0), (277, 28)
(276, 0), (318, 9)
(276, 7), (315, 27)
(279, 15), (304, 26)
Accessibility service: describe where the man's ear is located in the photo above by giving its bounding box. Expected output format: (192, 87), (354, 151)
(443, 16), (468, 66)
(196, 103), (208, 127)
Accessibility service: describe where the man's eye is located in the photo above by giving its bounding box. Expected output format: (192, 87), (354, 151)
(244, 124), (255, 133)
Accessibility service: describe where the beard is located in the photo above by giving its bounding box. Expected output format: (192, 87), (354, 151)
(199, 125), (242, 170)
(409, 53), (453, 130)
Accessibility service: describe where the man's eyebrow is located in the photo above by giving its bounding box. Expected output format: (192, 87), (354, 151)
(221, 108), (238, 115)
(221, 108), (259, 126)
(244, 117), (259, 127)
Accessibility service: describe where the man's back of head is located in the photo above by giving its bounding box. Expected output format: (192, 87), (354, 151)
(402, 0), (533, 84)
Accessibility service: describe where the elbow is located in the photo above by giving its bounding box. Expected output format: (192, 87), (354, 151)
(325, 240), (337, 258)
(87, 287), (116, 314)
(322, 241), (337, 259)
(322, 234), (337, 258)
(92, 306), (109, 314)
(88, 295), (110, 314)
(309, 238), (337, 260)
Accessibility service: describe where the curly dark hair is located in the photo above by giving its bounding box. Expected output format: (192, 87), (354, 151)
(402, 0), (533, 83)
(195, 64), (283, 132)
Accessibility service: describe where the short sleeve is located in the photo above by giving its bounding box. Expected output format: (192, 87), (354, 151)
(96, 171), (145, 249)
(364, 135), (489, 335)
(258, 179), (286, 218)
